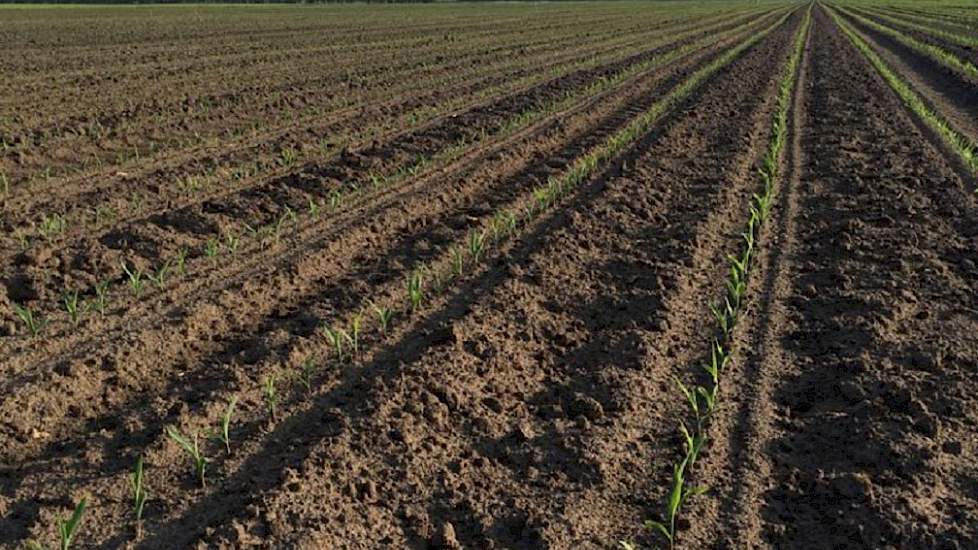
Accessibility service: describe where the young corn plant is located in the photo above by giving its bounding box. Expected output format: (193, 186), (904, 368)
(148, 261), (171, 291)
(38, 213), (67, 240)
(174, 247), (188, 276)
(12, 303), (45, 337)
(91, 279), (110, 316)
(204, 237), (220, 260)
(308, 198), (321, 217)
(467, 229), (486, 263)
(329, 189), (343, 210)
(407, 270), (424, 313)
(130, 456), (147, 525)
(224, 230), (240, 255)
(26, 497), (87, 550)
(297, 357), (317, 393)
(450, 246), (465, 277)
(214, 396), (237, 455)
(350, 314), (362, 357)
(165, 426), (207, 488)
(264, 374), (279, 422)
(279, 146), (298, 167)
(322, 325), (350, 363)
(645, 456), (707, 550)
(373, 303), (393, 335)
(63, 290), (81, 326)
(121, 262), (145, 298)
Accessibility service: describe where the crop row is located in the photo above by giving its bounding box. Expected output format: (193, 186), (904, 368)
(827, 5), (978, 178)
(834, 4), (978, 81)
(1, 6), (768, 230)
(12, 9), (793, 547)
(2, 6), (760, 189)
(621, 5), (810, 548)
(2, 8), (783, 354)
(857, 5), (978, 49)
(0, 5), (782, 468)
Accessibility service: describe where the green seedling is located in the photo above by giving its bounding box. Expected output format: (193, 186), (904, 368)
(646, 456), (707, 550)
(14, 229), (29, 251)
(710, 301), (731, 335)
(350, 314), (362, 357)
(39, 213), (67, 240)
(63, 290), (80, 326)
(279, 146), (298, 167)
(726, 278), (746, 311)
(674, 378), (702, 429)
(373, 303), (393, 335)
(60, 498), (87, 550)
(308, 198), (321, 217)
(204, 237), (220, 259)
(130, 456), (147, 524)
(467, 229), (486, 263)
(367, 172), (382, 189)
(121, 262), (145, 297)
(678, 421), (707, 467)
(328, 189), (343, 210)
(94, 205), (116, 226)
(0, 171), (8, 195)
(450, 246), (465, 277)
(215, 396), (237, 455)
(264, 374), (279, 422)
(701, 340), (727, 387)
(322, 325), (349, 362)
(174, 247), (188, 275)
(91, 279), (110, 316)
(407, 270), (424, 313)
(148, 261), (171, 291)
(12, 303), (45, 337)
(165, 426), (207, 488)
(224, 231), (240, 255)
(297, 357), (317, 393)
(26, 497), (87, 550)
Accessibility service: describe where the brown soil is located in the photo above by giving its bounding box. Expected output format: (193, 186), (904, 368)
(2, 3), (977, 549)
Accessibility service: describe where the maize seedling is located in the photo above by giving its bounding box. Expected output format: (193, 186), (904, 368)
(12, 303), (45, 336)
(165, 426), (207, 487)
(59, 290), (79, 326)
(214, 396), (237, 455)
(130, 456), (147, 524)
(26, 497), (87, 550)
(408, 271), (424, 313)
(91, 280), (110, 316)
(264, 374), (279, 422)
(373, 303), (393, 334)
(121, 262), (145, 297)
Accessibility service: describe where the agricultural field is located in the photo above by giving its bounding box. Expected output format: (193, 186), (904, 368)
(0, 0), (976, 548)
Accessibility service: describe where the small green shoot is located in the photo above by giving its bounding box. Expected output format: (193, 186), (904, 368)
(373, 303), (393, 335)
(408, 270), (424, 313)
(264, 374), (278, 422)
(12, 303), (45, 337)
(26, 497), (87, 550)
(63, 290), (80, 326)
(215, 396), (237, 455)
(121, 262), (145, 297)
(91, 279), (110, 316)
(165, 426), (207, 488)
(130, 456), (147, 524)
(148, 261), (171, 291)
